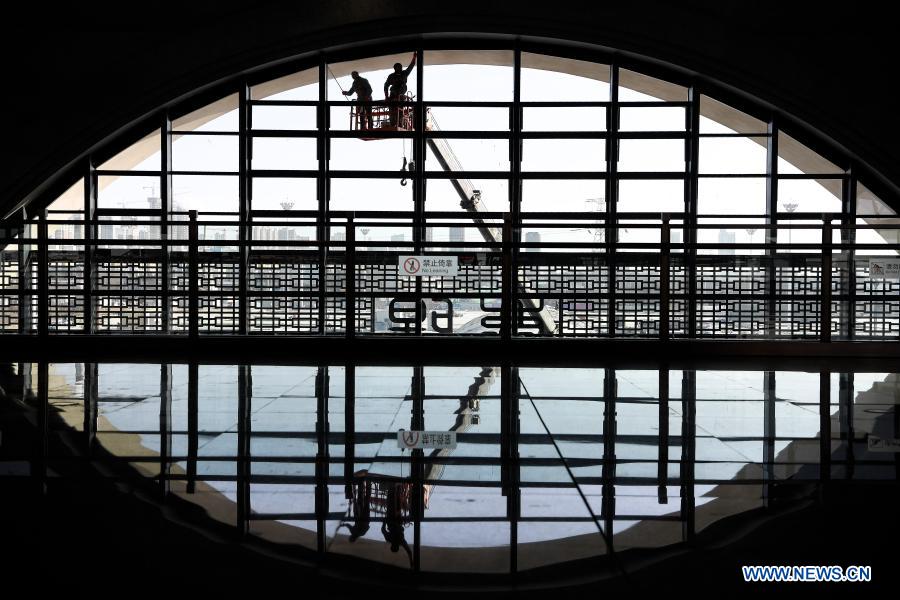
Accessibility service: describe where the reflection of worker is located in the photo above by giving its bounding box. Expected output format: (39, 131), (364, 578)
(381, 483), (412, 566)
(344, 479), (371, 541)
(343, 71), (373, 129)
(384, 54), (416, 126)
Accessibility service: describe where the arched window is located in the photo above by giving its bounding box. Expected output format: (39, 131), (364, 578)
(3, 43), (898, 339)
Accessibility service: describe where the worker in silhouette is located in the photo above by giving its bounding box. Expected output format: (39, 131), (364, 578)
(381, 483), (412, 565)
(343, 71), (373, 130)
(384, 54), (416, 127)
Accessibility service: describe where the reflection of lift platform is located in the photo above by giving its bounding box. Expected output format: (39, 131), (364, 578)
(350, 93), (415, 139)
(348, 469), (430, 525)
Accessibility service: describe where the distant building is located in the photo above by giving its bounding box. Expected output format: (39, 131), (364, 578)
(525, 231), (541, 252)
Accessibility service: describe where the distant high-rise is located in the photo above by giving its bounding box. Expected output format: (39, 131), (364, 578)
(525, 231), (541, 252)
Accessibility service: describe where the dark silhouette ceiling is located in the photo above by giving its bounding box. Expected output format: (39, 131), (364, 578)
(2, 0), (895, 218)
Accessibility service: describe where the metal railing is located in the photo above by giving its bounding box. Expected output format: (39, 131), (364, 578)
(2, 210), (899, 340)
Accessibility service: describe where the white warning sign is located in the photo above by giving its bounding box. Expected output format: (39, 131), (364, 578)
(398, 255), (458, 277)
(397, 430), (457, 450)
(868, 434), (900, 452)
(868, 259), (900, 280)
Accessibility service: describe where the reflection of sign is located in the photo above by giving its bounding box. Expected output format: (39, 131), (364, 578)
(868, 434), (900, 452)
(397, 430), (457, 450)
(868, 259), (900, 280)
(398, 255), (458, 277)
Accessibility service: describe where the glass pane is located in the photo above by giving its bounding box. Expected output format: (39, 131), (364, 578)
(699, 95), (766, 134)
(777, 178), (841, 214)
(619, 139), (685, 172)
(330, 178), (412, 212)
(99, 131), (161, 172)
(699, 137), (768, 175)
(172, 134), (238, 172)
(522, 106), (606, 131)
(521, 52), (610, 102)
(173, 94), (239, 132)
(172, 175), (239, 214)
(697, 177), (767, 215)
(250, 178), (317, 211)
(251, 104), (317, 130)
(619, 106), (685, 131)
(618, 180), (684, 213)
(778, 131), (841, 175)
(521, 179), (605, 213)
(252, 138), (317, 171)
(522, 139), (605, 172)
(619, 69), (687, 102)
(97, 174), (162, 210)
(251, 67), (318, 101)
(423, 50), (513, 102)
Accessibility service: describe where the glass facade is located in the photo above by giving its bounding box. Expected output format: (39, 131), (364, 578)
(2, 45), (898, 340)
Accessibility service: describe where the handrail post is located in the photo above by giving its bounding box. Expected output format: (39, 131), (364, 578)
(660, 214), (671, 342)
(821, 216), (832, 343)
(345, 216), (355, 339)
(188, 210), (198, 338)
(38, 210), (48, 338)
(502, 214), (513, 342)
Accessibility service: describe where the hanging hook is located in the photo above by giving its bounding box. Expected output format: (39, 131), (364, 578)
(400, 156), (409, 186)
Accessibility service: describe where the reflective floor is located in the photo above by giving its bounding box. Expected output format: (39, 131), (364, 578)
(1, 361), (898, 578)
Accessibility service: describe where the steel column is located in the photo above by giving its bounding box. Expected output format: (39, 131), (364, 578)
(765, 117), (779, 338)
(238, 81), (251, 335)
(17, 210), (32, 334)
(658, 367), (669, 504)
(159, 363), (173, 499)
(83, 362), (97, 454)
(414, 48), (425, 336)
(601, 368), (616, 542)
(660, 215), (671, 341)
(37, 362), (48, 495)
(345, 216), (355, 339)
(680, 370), (696, 541)
(317, 58), (330, 334)
(186, 362), (199, 494)
(37, 210), (48, 337)
(83, 159), (96, 334)
(344, 364), (355, 499)
(510, 48), (522, 336)
(605, 66), (620, 337)
(160, 112), (173, 333)
(819, 371), (831, 483)
(315, 366), (329, 552)
(188, 210), (198, 337)
(841, 171), (857, 339)
(686, 88), (700, 338)
(821, 217), (832, 342)
(839, 372), (854, 479)
(410, 365), (425, 572)
(237, 364), (252, 536)
(762, 371), (776, 507)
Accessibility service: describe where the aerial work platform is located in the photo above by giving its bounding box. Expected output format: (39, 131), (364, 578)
(350, 92), (415, 139)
